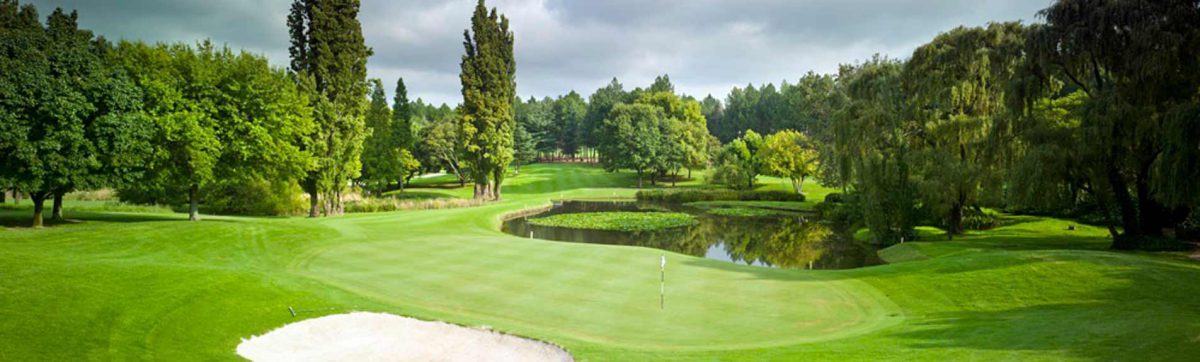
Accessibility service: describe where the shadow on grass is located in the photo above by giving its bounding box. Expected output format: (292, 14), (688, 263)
(884, 255), (1200, 360)
(0, 208), (182, 229)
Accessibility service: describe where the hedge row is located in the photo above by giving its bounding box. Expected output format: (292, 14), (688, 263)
(635, 189), (805, 203)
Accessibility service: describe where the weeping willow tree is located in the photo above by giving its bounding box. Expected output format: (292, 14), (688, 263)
(902, 22), (1026, 236)
(830, 55), (918, 245)
(1015, 0), (1200, 249)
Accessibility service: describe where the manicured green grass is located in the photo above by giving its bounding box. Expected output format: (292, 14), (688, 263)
(529, 211), (697, 231)
(1, 163), (1198, 361)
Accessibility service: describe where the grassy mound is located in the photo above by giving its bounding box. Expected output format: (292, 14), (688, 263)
(529, 211), (697, 231)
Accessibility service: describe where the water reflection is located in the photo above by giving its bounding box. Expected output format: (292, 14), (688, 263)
(502, 200), (882, 269)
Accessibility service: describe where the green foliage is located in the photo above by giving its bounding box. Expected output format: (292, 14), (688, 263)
(458, 0), (516, 200)
(582, 78), (628, 147)
(360, 79), (421, 194)
(288, 0), (373, 216)
(528, 211), (697, 232)
(759, 130), (819, 193)
(415, 118), (466, 185)
(1018, 0), (1200, 248)
(709, 131), (762, 189)
(0, 5), (149, 226)
(961, 208), (999, 231)
(344, 196), (482, 213)
(115, 41), (313, 219)
(598, 103), (662, 186)
(512, 121), (537, 171)
(829, 55), (918, 245)
(204, 177), (306, 216)
(635, 189), (804, 203)
(903, 22), (1024, 235)
(551, 91), (586, 157)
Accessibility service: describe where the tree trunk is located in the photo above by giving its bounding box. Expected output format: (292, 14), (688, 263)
(0, 189), (6, 203)
(948, 201), (964, 238)
(337, 189), (344, 215)
(188, 184), (200, 221)
(51, 192), (65, 221)
(30, 192), (47, 228)
(637, 169), (644, 189)
(1106, 159), (1139, 249)
(304, 179), (320, 218)
(492, 168), (504, 200)
(1135, 157), (1166, 237)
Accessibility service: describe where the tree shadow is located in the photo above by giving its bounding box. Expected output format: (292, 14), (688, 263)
(884, 256), (1200, 360)
(0, 208), (183, 228)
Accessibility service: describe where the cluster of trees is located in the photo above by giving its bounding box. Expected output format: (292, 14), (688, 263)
(593, 76), (715, 187)
(360, 78), (421, 195)
(800, 0), (1199, 249)
(708, 129), (819, 193)
(513, 91), (590, 163)
(1, 3), (153, 227)
(0, 0), (373, 225)
(704, 72), (841, 144)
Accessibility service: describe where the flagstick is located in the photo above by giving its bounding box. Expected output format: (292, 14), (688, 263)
(660, 255), (665, 310)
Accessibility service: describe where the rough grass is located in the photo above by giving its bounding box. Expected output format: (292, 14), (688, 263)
(529, 211), (697, 231)
(1, 163), (1198, 361)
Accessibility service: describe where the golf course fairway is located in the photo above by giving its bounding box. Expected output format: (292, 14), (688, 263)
(1, 164), (1198, 361)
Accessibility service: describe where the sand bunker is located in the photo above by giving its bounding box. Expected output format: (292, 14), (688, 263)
(237, 312), (573, 362)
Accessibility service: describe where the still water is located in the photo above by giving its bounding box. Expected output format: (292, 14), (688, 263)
(502, 200), (882, 269)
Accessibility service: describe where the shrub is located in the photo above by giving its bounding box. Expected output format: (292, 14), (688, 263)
(345, 197), (484, 213)
(205, 178), (307, 216)
(823, 192), (844, 203)
(962, 208), (999, 231)
(635, 189), (804, 203)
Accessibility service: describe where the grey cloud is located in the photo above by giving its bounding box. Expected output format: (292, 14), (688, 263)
(27, 0), (1051, 105)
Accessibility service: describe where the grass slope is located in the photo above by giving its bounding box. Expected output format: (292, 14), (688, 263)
(1, 163), (1197, 361)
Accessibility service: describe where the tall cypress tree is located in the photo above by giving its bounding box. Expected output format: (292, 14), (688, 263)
(287, 0), (372, 216)
(360, 79), (392, 194)
(459, 0), (515, 200)
(392, 78), (413, 150)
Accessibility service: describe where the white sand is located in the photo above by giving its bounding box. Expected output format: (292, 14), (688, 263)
(237, 312), (573, 362)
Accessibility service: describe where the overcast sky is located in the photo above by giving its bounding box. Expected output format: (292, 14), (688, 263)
(28, 0), (1051, 105)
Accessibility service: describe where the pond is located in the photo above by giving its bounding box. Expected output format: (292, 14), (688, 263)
(502, 200), (883, 270)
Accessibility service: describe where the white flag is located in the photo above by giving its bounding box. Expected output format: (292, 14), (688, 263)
(660, 255), (666, 271)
